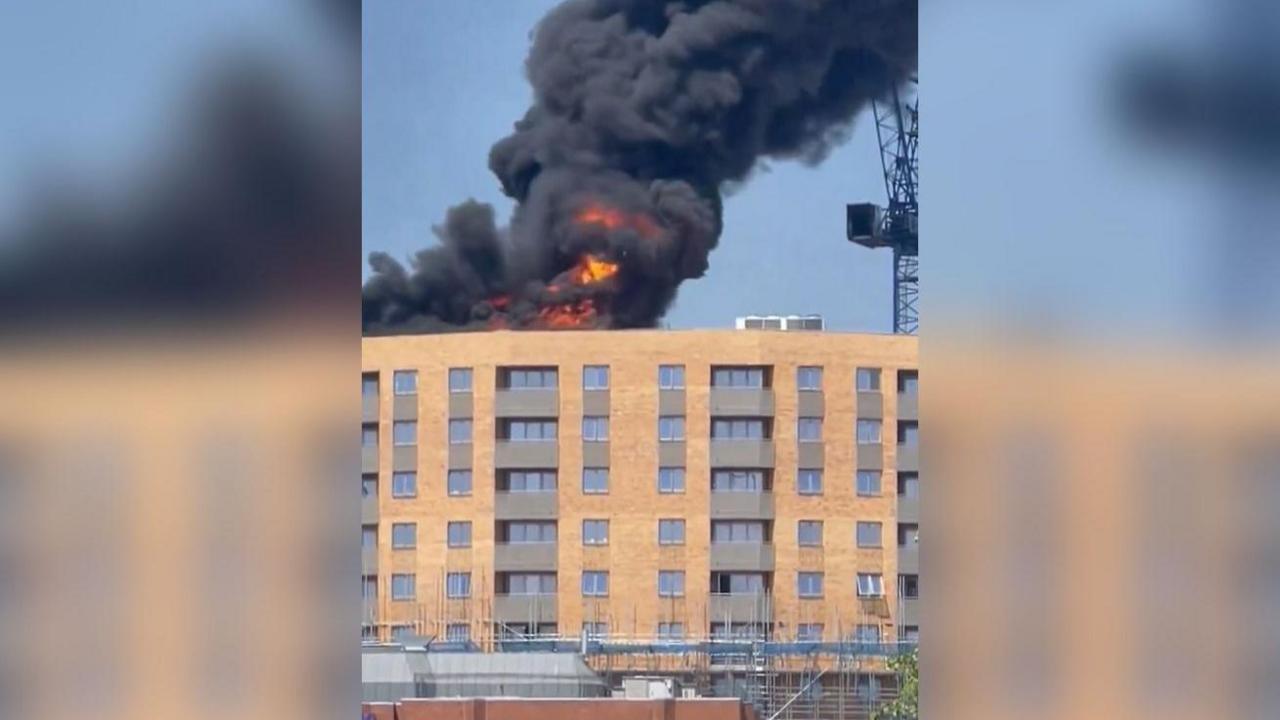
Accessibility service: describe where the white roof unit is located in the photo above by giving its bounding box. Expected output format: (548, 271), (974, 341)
(734, 315), (824, 331)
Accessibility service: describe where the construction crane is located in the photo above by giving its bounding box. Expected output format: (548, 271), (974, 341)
(848, 77), (919, 334)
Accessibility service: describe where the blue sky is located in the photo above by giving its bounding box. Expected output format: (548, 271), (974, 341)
(362, 0), (896, 332)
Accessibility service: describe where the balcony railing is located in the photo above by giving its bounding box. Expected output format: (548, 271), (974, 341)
(494, 542), (558, 571)
(709, 439), (775, 468)
(493, 593), (557, 624)
(709, 388), (775, 416)
(710, 542), (776, 571)
(494, 492), (558, 520)
(494, 388), (559, 417)
(708, 592), (773, 622)
(709, 491), (775, 519)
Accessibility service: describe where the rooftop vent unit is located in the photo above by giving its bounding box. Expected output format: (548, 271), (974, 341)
(735, 315), (824, 331)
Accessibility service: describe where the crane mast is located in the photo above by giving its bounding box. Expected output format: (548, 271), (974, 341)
(848, 78), (919, 334)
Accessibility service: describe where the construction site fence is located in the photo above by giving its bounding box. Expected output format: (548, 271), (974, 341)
(366, 638), (918, 658)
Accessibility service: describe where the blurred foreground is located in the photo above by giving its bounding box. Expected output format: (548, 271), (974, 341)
(924, 0), (1280, 718)
(0, 2), (358, 720)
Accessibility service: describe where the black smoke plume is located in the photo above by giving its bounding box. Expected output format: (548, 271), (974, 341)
(362, 0), (918, 334)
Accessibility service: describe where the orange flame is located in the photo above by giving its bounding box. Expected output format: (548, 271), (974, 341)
(483, 252), (617, 330)
(574, 201), (661, 239)
(573, 254), (619, 285)
(537, 298), (598, 328)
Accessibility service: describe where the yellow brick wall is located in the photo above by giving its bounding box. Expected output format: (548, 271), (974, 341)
(361, 329), (917, 645)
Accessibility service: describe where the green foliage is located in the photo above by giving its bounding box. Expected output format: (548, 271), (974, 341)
(872, 648), (918, 720)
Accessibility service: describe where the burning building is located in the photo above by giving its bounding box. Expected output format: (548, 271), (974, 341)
(362, 0), (918, 333)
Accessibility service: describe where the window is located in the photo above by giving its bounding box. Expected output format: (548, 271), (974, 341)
(856, 419), (882, 444)
(361, 474), (377, 498)
(657, 622), (685, 639)
(581, 571), (609, 597)
(797, 469), (823, 495)
(901, 574), (919, 598)
(796, 366), (823, 391)
(856, 367), (881, 391)
(797, 417), (823, 442)
(500, 367), (558, 389)
(393, 370), (418, 395)
(446, 572), (471, 598)
(658, 364), (685, 390)
(391, 574), (416, 601)
(856, 521), (882, 547)
(502, 572), (557, 595)
(362, 424), (378, 447)
(582, 519), (609, 545)
(582, 467), (609, 494)
(446, 624), (470, 643)
(797, 623), (824, 641)
(362, 525), (377, 548)
(658, 519), (686, 545)
(393, 421), (417, 446)
(658, 467), (685, 493)
(857, 470), (882, 496)
(362, 373), (378, 397)
(501, 521), (557, 543)
(658, 415), (686, 441)
(711, 521), (766, 543)
(797, 520), (823, 547)
(499, 470), (556, 492)
(448, 367), (473, 392)
(391, 471), (417, 498)
(853, 624), (881, 644)
(501, 419), (557, 441)
(711, 418), (767, 439)
(362, 575), (377, 601)
(582, 622), (608, 639)
(897, 370), (918, 395)
(900, 625), (920, 644)
(711, 366), (768, 388)
(658, 571), (685, 597)
(448, 521), (472, 548)
(713, 470), (767, 492)
(447, 470), (472, 496)
(898, 472), (919, 499)
(582, 416), (609, 442)
(390, 625), (414, 642)
(797, 572), (824, 598)
(449, 419), (472, 444)
(583, 365), (609, 390)
(711, 572), (766, 594)
(856, 573), (884, 597)
(898, 523), (919, 547)
(391, 522), (416, 549)
(898, 421), (919, 448)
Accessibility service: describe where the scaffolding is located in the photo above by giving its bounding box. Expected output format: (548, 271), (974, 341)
(361, 583), (913, 719)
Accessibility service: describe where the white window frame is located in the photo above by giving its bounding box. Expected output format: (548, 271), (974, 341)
(856, 470), (882, 496)
(856, 573), (885, 597)
(582, 467), (609, 494)
(393, 370), (418, 395)
(856, 521), (883, 548)
(447, 470), (472, 496)
(391, 471), (417, 498)
(797, 469), (823, 495)
(582, 519), (609, 546)
(448, 367), (473, 393)
(658, 467), (685, 494)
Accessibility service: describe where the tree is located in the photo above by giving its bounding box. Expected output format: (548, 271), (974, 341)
(872, 647), (918, 720)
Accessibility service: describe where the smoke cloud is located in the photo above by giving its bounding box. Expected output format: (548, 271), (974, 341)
(362, 0), (918, 334)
